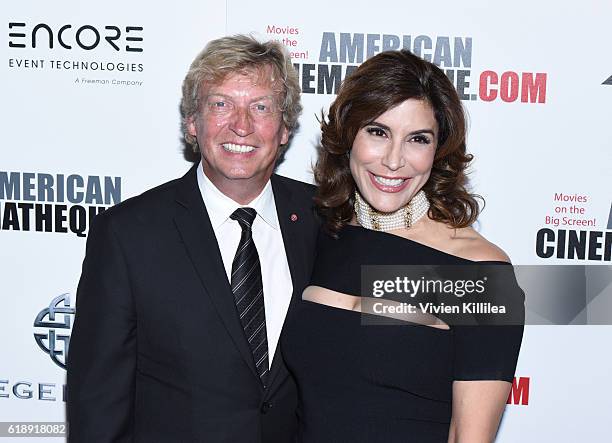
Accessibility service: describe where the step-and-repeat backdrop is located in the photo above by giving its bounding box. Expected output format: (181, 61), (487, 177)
(2, 1), (611, 441)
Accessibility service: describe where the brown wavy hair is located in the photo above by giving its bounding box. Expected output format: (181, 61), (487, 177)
(314, 49), (481, 233)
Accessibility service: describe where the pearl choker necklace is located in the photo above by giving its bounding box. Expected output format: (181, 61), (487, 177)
(354, 190), (430, 231)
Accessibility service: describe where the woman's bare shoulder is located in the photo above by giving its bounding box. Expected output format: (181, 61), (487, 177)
(448, 226), (511, 263)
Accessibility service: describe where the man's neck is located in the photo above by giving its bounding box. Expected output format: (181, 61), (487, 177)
(202, 168), (270, 205)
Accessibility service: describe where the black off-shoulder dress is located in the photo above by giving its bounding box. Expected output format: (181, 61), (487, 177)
(281, 225), (524, 443)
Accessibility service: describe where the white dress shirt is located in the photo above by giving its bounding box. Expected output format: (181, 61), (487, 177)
(196, 161), (293, 364)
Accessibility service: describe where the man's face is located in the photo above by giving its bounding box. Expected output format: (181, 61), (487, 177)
(187, 67), (289, 199)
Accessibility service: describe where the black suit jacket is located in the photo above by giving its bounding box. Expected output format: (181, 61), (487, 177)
(67, 164), (318, 443)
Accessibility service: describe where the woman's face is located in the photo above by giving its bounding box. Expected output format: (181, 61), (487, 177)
(349, 99), (438, 213)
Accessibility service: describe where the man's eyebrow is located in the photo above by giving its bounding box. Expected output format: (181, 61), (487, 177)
(249, 95), (277, 102)
(204, 93), (277, 101)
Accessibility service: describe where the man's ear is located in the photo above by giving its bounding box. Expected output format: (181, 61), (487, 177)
(187, 116), (197, 137)
(280, 126), (290, 145)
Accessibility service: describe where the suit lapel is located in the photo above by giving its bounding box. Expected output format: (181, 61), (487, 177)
(173, 165), (260, 382)
(266, 175), (310, 389)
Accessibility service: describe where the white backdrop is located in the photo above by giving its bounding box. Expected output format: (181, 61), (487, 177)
(2, 1), (611, 441)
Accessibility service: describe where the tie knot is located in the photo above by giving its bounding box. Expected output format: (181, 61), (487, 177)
(230, 207), (257, 230)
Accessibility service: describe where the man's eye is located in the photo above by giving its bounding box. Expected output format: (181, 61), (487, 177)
(366, 127), (386, 137)
(252, 103), (271, 112)
(206, 98), (232, 111)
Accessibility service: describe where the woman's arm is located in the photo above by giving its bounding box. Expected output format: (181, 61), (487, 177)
(448, 380), (511, 443)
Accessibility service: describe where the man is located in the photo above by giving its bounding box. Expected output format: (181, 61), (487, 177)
(67, 35), (318, 442)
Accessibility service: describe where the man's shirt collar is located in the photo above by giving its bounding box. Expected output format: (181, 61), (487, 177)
(196, 160), (279, 230)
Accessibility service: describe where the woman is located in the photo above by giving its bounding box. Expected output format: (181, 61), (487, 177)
(281, 50), (524, 442)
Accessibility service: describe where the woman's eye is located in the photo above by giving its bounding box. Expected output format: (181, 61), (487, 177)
(411, 134), (431, 144)
(366, 127), (386, 137)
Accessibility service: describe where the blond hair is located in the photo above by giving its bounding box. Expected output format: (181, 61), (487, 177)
(180, 34), (302, 152)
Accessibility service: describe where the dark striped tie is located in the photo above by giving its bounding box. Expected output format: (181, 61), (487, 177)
(230, 207), (269, 386)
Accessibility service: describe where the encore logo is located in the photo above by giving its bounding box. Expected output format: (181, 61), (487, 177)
(8, 22), (143, 52)
(506, 376), (530, 405)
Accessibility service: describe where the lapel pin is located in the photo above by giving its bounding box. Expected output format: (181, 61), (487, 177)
(290, 213), (298, 222)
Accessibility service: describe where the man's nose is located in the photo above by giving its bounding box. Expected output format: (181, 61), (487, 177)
(228, 106), (255, 137)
